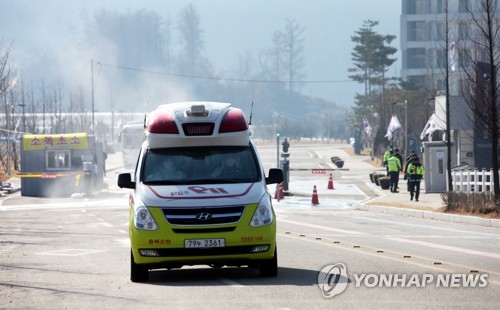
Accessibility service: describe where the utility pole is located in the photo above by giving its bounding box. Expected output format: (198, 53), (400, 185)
(444, 1), (452, 191)
(404, 100), (408, 157)
(91, 59), (95, 136)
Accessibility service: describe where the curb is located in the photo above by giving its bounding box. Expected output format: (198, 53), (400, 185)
(354, 203), (500, 228)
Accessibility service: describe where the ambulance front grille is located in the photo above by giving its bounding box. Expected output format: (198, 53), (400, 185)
(182, 123), (215, 136)
(162, 206), (245, 225)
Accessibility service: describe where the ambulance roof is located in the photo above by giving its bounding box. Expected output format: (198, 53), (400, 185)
(145, 101), (250, 149)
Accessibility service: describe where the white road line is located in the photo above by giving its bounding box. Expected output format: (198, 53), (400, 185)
(115, 238), (130, 247)
(0, 204), (126, 211)
(279, 218), (367, 235)
(35, 249), (106, 256)
(350, 216), (500, 237)
(386, 237), (500, 260)
(219, 278), (245, 287)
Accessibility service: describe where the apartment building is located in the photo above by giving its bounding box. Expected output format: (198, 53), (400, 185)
(400, 0), (474, 96)
(401, 0), (499, 171)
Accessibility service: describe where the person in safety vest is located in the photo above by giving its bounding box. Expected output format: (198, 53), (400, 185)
(406, 156), (425, 201)
(387, 152), (401, 193)
(404, 150), (417, 191)
(383, 146), (393, 176)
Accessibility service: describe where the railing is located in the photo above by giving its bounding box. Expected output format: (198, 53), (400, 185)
(451, 169), (495, 192)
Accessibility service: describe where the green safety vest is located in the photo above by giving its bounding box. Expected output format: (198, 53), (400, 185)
(383, 150), (391, 162)
(407, 163), (425, 177)
(387, 156), (401, 172)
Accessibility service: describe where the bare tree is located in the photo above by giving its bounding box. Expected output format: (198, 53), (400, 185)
(443, 1), (453, 192)
(282, 19), (306, 93)
(0, 40), (17, 175)
(0, 40), (15, 98)
(177, 4), (204, 75)
(458, 0), (500, 206)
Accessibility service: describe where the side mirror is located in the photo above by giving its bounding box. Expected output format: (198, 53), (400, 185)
(117, 173), (135, 189)
(266, 168), (283, 185)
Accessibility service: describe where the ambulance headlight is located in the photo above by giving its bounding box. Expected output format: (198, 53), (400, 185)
(134, 201), (158, 231)
(250, 194), (274, 227)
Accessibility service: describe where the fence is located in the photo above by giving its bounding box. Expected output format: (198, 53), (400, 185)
(451, 168), (497, 193)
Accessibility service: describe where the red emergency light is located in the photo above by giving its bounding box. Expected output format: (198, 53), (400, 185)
(219, 108), (248, 133)
(146, 110), (179, 134)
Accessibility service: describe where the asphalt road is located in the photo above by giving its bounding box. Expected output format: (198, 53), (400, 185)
(1, 142), (499, 309)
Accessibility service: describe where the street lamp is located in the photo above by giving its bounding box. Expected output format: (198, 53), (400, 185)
(404, 100), (408, 157)
(91, 59), (95, 136)
(5, 103), (14, 175)
(276, 133), (280, 168)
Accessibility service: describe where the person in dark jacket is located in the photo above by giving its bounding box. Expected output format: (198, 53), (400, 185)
(393, 148), (403, 190)
(404, 150), (416, 191)
(406, 156), (425, 201)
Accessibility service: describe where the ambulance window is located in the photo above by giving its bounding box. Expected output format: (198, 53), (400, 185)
(46, 150), (71, 171)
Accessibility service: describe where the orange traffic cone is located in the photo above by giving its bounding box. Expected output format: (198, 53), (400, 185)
(328, 173), (334, 190)
(311, 185), (319, 205)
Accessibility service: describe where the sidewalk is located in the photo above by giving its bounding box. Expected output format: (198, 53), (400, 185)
(283, 174), (500, 228)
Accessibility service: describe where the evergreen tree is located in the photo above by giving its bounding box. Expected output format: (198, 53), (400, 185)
(349, 20), (397, 97)
(348, 20), (398, 155)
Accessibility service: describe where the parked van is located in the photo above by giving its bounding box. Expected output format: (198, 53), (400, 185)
(118, 102), (283, 282)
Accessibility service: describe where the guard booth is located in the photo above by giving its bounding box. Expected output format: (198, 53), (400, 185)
(19, 133), (105, 197)
(422, 141), (457, 193)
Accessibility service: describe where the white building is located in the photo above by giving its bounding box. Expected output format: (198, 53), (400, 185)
(401, 0), (499, 175)
(400, 0), (475, 96)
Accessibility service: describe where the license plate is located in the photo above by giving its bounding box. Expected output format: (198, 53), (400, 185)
(184, 239), (225, 248)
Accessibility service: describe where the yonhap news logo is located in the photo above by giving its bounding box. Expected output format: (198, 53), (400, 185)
(317, 263), (349, 298)
(318, 263), (488, 298)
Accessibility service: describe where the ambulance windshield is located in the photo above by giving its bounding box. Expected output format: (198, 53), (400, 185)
(142, 146), (261, 185)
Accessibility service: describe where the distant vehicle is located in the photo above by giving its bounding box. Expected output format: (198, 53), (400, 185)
(119, 122), (145, 169)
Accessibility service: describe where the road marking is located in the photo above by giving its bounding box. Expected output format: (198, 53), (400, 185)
(219, 278), (245, 287)
(386, 237), (500, 260)
(280, 233), (500, 281)
(35, 249), (105, 256)
(115, 238), (130, 247)
(281, 233), (457, 273)
(380, 227), (401, 232)
(0, 204), (126, 211)
(350, 216), (500, 237)
(279, 219), (367, 235)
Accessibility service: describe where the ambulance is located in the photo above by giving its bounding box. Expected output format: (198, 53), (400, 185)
(117, 101), (283, 282)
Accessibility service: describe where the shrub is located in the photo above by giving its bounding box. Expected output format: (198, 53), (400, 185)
(441, 192), (497, 214)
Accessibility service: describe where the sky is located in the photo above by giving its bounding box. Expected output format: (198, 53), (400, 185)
(1, 0), (401, 108)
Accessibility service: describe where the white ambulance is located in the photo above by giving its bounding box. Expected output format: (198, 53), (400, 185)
(118, 101), (283, 282)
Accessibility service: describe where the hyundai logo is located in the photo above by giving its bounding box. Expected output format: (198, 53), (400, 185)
(196, 212), (212, 220)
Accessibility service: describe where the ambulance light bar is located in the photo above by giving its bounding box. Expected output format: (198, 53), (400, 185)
(146, 102), (250, 148)
(219, 109), (249, 133)
(146, 109), (179, 134)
